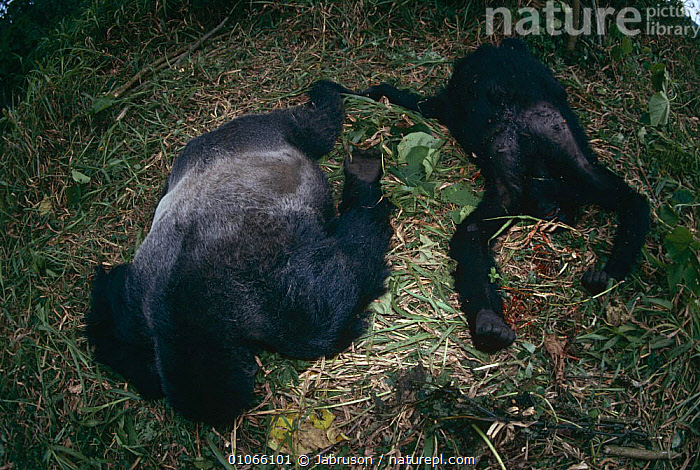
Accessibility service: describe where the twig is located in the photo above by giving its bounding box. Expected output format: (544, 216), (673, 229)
(423, 384), (648, 441)
(603, 445), (681, 461)
(174, 15), (230, 67)
(112, 15), (230, 98)
(567, 0), (581, 51)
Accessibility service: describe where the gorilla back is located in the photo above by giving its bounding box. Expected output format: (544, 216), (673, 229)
(86, 81), (394, 425)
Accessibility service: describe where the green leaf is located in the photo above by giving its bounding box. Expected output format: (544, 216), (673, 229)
(422, 429), (435, 459)
(404, 145), (429, 167)
(390, 122), (433, 137)
(420, 181), (436, 197)
(422, 147), (440, 180)
(612, 37), (634, 60)
(395, 132), (445, 183)
(91, 96), (115, 114)
(648, 91), (670, 127)
(637, 126), (647, 144)
(648, 337), (674, 349)
(665, 227), (693, 244)
(389, 163), (424, 187)
(416, 233), (439, 264)
(668, 342), (693, 361)
(651, 63), (669, 93)
(71, 170), (91, 184)
(666, 262), (687, 291)
(664, 227), (697, 259)
(449, 206), (475, 224)
(397, 132), (443, 160)
(621, 36), (633, 55)
(441, 182), (481, 207)
(577, 333), (610, 341)
(662, 225), (700, 294)
(370, 293), (393, 316)
(611, 45), (624, 61)
(640, 297), (673, 310)
(65, 185), (82, 206)
(672, 188), (694, 205)
(193, 457), (213, 469)
(601, 335), (620, 351)
(658, 206), (679, 227)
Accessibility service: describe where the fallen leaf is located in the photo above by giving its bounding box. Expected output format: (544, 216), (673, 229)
(605, 299), (630, 326)
(416, 233), (439, 265)
(267, 409), (345, 455)
(544, 334), (567, 383)
(37, 196), (52, 216)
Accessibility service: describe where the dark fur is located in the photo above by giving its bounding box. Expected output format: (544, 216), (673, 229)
(366, 39), (650, 353)
(86, 81), (394, 425)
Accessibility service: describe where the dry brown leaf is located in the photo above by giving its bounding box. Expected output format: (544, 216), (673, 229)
(544, 334), (567, 383)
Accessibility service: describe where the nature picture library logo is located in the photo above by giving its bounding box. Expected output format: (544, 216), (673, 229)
(486, 1), (700, 38)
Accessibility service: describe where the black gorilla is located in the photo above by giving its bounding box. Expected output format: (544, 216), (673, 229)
(86, 81), (394, 425)
(366, 39), (650, 353)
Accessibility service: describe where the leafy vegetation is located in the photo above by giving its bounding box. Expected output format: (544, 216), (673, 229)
(1, 0), (698, 469)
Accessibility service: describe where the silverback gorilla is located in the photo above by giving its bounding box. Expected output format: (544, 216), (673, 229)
(366, 39), (650, 353)
(86, 81), (394, 425)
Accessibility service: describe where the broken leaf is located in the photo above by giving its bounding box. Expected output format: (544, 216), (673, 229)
(543, 334), (567, 384)
(267, 409), (345, 455)
(38, 196), (52, 216)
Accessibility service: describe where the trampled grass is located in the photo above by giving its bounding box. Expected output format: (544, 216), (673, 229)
(1, 1), (698, 469)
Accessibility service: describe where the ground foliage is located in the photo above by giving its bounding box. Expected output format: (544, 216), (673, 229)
(0, 1), (698, 469)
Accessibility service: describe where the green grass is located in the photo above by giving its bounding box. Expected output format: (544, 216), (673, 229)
(1, 1), (698, 469)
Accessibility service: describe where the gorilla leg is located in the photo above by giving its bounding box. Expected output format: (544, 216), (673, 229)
(570, 164), (649, 293)
(450, 187), (519, 353)
(524, 103), (650, 294)
(271, 151), (394, 359)
(86, 265), (164, 399)
(449, 130), (525, 353)
(287, 80), (346, 159)
(157, 333), (258, 426)
(335, 149), (395, 309)
(338, 149), (387, 211)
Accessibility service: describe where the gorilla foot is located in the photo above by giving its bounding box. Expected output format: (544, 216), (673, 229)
(346, 150), (383, 183)
(470, 309), (515, 353)
(582, 269), (612, 295)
